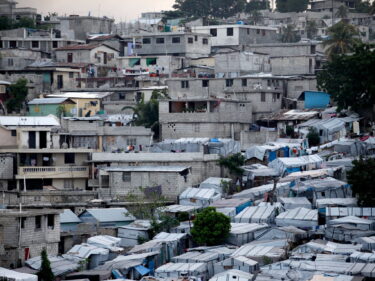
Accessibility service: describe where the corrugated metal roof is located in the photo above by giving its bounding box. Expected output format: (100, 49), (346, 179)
(157, 204), (200, 213)
(60, 209), (81, 224)
(0, 115), (60, 127)
(210, 198), (251, 208)
(82, 208), (135, 222)
(230, 223), (269, 234)
(209, 269), (254, 281)
(25, 256), (80, 276)
(28, 98), (74, 105)
(104, 166), (190, 173)
(155, 262), (206, 273)
(279, 197), (312, 206)
(179, 187), (217, 200)
(232, 244), (284, 258)
(329, 216), (374, 225)
(66, 243), (109, 259)
(326, 207), (375, 217)
(154, 232), (187, 241)
(276, 207), (318, 221)
(234, 206), (277, 223)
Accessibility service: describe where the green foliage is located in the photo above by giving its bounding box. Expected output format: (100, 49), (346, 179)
(280, 24), (300, 43)
(348, 158), (375, 206)
(262, 256), (273, 265)
(0, 16), (12, 30)
(124, 192), (169, 219)
(137, 235), (150, 244)
(276, 0), (308, 12)
(248, 10), (262, 25)
(172, 0), (246, 20)
(191, 207), (231, 246)
(245, 0), (269, 12)
(335, 5), (349, 18)
(13, 17), (35, 29)
(306, 20), (318, 39)
(218, 153), (245, 178)
(323, 21), (361, 59)
(176, 211), (190, 222)
(307, 127), (320, 146)
(354, 0), (374, 13)
(38, 249), (54, 281)
(286, 125), (294, 137)
(56, 105), (66, 117)
(6, 78), (28, 113)
(317, 44), (375, 111)
(150, 215), (180, 236)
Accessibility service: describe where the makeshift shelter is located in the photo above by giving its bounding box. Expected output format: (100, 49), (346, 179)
(65, 243), (110, 269)
(227, 223), (269, 246)
(350, 251), (375, 263)
(179, 188), (221, 208)
(298, 118), (346, 144)
(65, 270), (112, 281)
(279, 197), (312, 210)
(268, 155), (323, 176)
(334, 140), (367, 157)
(87, 235), (123, 258)
(275, 207), (318, 229)
(292, 239), (362, 255)
(234, 205), (279, 224)
(199, 177), (232, 194)
(118, 220), (153, 247)
(254, 226), (307, 242)
(232, 182), (291, 201)
(156, 204), (199, 219)
(172, 251), (221, 277)
(25, 256), (80, 277)
(60, 209), (82, 232)
(356, 236), (375, 251)
(155, 263), (208, 281)
(325, 216), (375, 242)
(209, 269), (254, 281)
(213, 256), (259, 275)
(210, 198), (252, 215)
(315, 198), (357, 210)
(325, 207), (375, 221)
(0, 267), (37, 281)
(231, 244), (285, 265)
(242, 164), (279, 188)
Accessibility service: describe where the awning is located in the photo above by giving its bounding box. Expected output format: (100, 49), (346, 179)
(146, 58), (157, 66)
(129, 58), (140, 67)
(134, 265), (150, 276)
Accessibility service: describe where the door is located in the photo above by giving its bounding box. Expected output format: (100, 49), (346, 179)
(57, 75), (63, 89)
(103, 52), (107, 64)
(39, 131), (47, 149)
(28, 131), (36, 149)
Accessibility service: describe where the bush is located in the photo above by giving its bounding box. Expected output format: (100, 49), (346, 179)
(307, 127), (320, 146)
(191, 207), (231, 246)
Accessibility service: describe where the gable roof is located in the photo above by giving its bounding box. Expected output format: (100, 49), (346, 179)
(60, 209), (81, 224)
(81, 208), (135, 222)
(55, 43), (119, 52)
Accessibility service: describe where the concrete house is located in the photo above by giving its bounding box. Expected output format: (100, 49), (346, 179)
(192, 25), (279, 48)
(159, 98), (252, 140)
(0, 209), (61, 268)
(55, 43), (119, 67)
(0, 0), (38, 21)
(125, 32), (211, 58)
(98, 166), (192, 200)
(27, 98), (76, 117)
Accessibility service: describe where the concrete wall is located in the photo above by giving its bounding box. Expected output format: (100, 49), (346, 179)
(240, 130), (278, 149)
(0, 154), (14, 182)
(0, 49), (43, 70)
(246, 43), (316, 56)
(271, 56), (316, 75)
(0, 127), (17, 148)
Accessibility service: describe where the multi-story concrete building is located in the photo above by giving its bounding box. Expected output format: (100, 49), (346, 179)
(124, 32), (212, 58)
(159, 98), (252, 140)
(0, 209), (61, 268)
(57, 15), (115, 41)
(191, 24), (279, 48)
(0, 0), (38, 21)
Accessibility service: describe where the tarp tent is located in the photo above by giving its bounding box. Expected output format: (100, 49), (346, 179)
(268, 155), (323, 176)
(234, 206), (279, 224)
(0, 267), (37, 281)
(279, 197), (312, 210)
(275, 207), (318, 229)
(179, 188), (221, 208)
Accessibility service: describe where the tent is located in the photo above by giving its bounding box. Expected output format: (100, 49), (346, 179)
(179, 188), (221, 208)
(0, 267), (37, 281)
(234, 206), (279, 224)
(275, 207), (318, 229)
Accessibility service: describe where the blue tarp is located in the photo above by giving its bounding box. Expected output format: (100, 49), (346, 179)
(286, 167), (301, 174)
(269, 151), (277, 162)
(112, 270), (125, 279)
(135, 265), (150, 276)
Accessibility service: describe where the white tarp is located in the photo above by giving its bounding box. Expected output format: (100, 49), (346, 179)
(0, 267), (37, 281)
(275, 207), (318, 229)
(268, 155), (323, 176)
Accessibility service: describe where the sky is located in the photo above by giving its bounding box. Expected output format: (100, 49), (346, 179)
(17, 0), (175, 22)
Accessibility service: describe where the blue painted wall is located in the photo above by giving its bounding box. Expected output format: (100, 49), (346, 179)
(304, 91), (330, 109)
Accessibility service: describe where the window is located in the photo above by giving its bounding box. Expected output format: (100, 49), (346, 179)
(67, 53), (73, 63)
(188, 37), (194, 44)
(52, 41), (58, 48)
(31, 41), (39, 48)
(172, 37), (181, 43)
(156, 37), (165, 44)
(242, 79), (247, 87)
(123, 172), (131, 182)
(261, 92), (266, 102)
(247, 28), (250, 35)
(181, 80), (189, 89)
(272, 93), (277, 102)
(225, 79), (233, 87)
(202, 80), (209, 87)
(227, 27), (234, 36)
(8, 58), (13, 66)
(9, 41), (17, 48)
(194, 124), (200, 133)
(142, 38), (151, 44)
(0, 41), (3, 48)
(47, 214), (55, 229)
(69, 72), (74, 78)
(127, 138), (136, 146)
(194, 35), (198, 41)
(277, 93), (280, 99)
(210, 28), (217, 37)
(256, 29), (260, 35)
(11, 130), (16, 137)
(202, 38), (208, 45)
(21, 217), (26, 228)
(262, 30), (266, 36)
(35, 216), (41, 229)
(64, 153), (75, 164)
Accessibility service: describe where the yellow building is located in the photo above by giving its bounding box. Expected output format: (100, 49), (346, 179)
(47, 92), (114, 117)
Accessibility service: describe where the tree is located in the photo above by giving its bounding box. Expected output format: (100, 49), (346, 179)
(276, 0), (308, 12)
(218, 153), (245, 190)
(347, 158), (375, 206)
(13, 17), (36, 29)
(191, 207), (231, 246)
(38, 249), (54, 281)
(280, 24), (300, 43)
(307, 127), (320, 146)
(6, 78), (28, 113)
(248, 10), (262, 25)
(323, 21), (360, 59)
(306, 20), (318, 39)
(335, 5), (349, 19)
(44, 12), (58, 21)
(172, 0), (246, 21)
(317, 44), (375, 112)
(0, 16), (12, 30)
(245, 0), (269, 13)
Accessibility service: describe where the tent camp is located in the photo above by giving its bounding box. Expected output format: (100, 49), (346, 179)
(0, 267), (37, 281)
(268, 155), (323, 176)
(275, 207), (318, 229)
(179, 187), (221, 208)
(234, 205), (279, 224)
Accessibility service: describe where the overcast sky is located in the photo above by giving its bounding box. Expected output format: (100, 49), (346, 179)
(17, 0), (175, 21)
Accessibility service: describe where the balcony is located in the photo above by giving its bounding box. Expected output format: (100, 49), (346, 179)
(16, 166), (89, 179)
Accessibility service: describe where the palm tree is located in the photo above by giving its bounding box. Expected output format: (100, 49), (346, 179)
(280, 24), (299, 43)
(335, 5), (348, 19)
(306, 20), (318, 39)
(323, 21), (361, 59)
